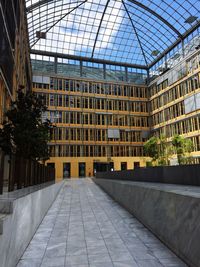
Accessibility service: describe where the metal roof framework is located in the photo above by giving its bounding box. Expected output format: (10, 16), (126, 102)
(26, 0), (200, 68)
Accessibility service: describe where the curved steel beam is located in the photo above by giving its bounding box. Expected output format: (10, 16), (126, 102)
(91, 0), (110, 58)
(122, 0), (148, 65)
(27, 0), (54, 12)
(31, 0), (88, 48)
(26, 0), (82, 13)
(127, 0), (182, 38)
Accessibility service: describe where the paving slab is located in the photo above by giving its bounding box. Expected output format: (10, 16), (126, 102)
(16, 178), (188, 267)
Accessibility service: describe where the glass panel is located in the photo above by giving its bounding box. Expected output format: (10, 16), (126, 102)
(26, 0), (200, 66)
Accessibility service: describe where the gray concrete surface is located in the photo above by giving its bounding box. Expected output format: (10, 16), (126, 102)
(17, 178), (187, 267)
(95, 178), (200, 267)
(0, 181), (64, 267)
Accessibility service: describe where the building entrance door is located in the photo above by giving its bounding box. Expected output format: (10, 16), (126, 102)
(63, 163), (71, 178)
(79, 162), (86, 177)
(134, 162), (140, 169)
(121, 162), (127, 170)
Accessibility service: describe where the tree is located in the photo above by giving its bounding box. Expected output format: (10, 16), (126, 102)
(0, 89), (52, 161)
(144, 135), (172, 166)
(145, 134), (193, 166)
(144, 136), (159, 164)
(183, 138), (193, 164)
(158, 134), (171, 166)
(172, 135), (193, 165)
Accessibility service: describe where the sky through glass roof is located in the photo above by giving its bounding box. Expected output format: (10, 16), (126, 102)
(26, 0), (200, 66)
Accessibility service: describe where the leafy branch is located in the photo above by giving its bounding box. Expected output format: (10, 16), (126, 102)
(0, 89), (52, 161)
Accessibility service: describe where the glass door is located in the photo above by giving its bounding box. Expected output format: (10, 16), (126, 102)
(79, 162), (86, 177)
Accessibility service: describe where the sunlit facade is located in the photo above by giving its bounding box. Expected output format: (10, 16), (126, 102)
(0, 0), (31, 124)
(31, 55), (149, 178)
(0, 0), (200, 179)
(150, 50), (200, 164)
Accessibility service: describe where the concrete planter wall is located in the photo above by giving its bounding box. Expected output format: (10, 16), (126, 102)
(0, 181), (64, 267)
(94, 178), (200, 267)
(96, 164), (200, 186)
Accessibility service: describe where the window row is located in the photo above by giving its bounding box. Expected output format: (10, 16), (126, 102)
(46, 111), (149, 127)
(187, 53), (200, 74)
(153, 116), (200, 138)
(191, 136), (200, 152)
(149, 80), (168, 97)
(38, 93), (148, 113)
(152, 101), (185, 125)
(51, 128), (147, 142)
(49, 145), (144, 157)
(150, 73), (200, 110)
(33, 78), (147, 98)
(150, 52), (200, 97)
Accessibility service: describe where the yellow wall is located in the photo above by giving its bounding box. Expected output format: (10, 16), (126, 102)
(47, 156), (148, 181)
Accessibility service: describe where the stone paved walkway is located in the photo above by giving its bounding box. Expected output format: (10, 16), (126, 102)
(17, 179), (187, 267)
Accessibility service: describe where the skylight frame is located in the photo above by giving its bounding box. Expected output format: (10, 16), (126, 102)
(26, 0), (200, 67)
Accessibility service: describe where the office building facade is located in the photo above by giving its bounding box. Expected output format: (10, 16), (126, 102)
(0, 0), (199, 180)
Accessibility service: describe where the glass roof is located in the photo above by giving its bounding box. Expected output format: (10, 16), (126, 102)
(26, 0), (200, 67)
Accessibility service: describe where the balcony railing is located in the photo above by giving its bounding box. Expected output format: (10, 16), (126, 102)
(0, 148), (55, 194)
